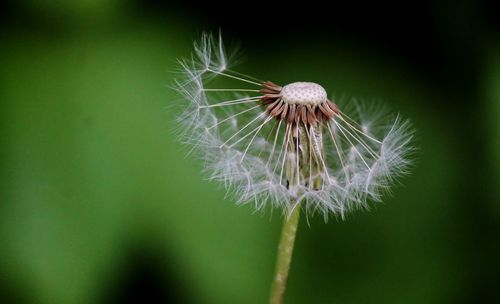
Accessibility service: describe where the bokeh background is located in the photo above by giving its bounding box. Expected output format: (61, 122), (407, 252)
(1, 1), (499, 303)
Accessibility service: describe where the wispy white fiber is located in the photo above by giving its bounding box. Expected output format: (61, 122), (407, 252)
(174, 33), (414, 219)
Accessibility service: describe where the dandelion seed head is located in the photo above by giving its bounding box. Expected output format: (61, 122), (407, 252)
(281, 82), (327, 105)
(174, 33), (414, 219)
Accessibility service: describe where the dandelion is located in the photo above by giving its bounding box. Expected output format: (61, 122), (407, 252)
(174, 33), (414, 304)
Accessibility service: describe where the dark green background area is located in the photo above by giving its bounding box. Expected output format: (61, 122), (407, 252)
(1, 1), (499, 303)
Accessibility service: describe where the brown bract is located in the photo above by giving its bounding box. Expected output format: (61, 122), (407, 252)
(259, 81), (339, 125)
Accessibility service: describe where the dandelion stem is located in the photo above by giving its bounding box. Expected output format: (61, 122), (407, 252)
(269, 205), (300, 304)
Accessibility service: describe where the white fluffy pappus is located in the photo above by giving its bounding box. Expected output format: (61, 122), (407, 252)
(174, 33), (414, 220)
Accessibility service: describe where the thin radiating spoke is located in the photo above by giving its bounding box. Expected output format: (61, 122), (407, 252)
(256, 119), (278, 160)
(207, 104), (261, 130)
(279, 124), (292, 185)
(226, 69), (266, 83)
(203, 88), (261, 92)
(326, 122), (349, 181)
(295, 133), (300, 187)
(333, 120), (370, 170)
(303, 126), (314, 190)
(307, 126), (332, 186)
(336, 123), (380, 159)
(240, 116), (273, 162)
(273, 123), (288, 176)
(306, 125), (313, 190)
(337, 114), (382, 144)
(267, 119), (282, 166)
(220, 112), (267, 148)
(207, 69), (263, 86)
(199, 96), (261, 108)
(227, 115), (271, 149)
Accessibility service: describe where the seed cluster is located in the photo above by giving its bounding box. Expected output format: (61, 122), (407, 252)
(281, 82), (326, 105)
(260, 81), (339, 124)
(176, 33), (414, 218)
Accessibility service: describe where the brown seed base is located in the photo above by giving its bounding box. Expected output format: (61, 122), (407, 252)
(260, 81), (339, 125)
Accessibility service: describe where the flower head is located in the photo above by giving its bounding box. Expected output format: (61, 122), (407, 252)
(175, 33), (414, 219)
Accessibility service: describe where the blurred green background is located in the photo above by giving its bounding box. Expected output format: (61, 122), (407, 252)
(1, 1), (499, 303)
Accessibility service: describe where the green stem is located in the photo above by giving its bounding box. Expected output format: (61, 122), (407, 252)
(269, 206), (301, 304)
